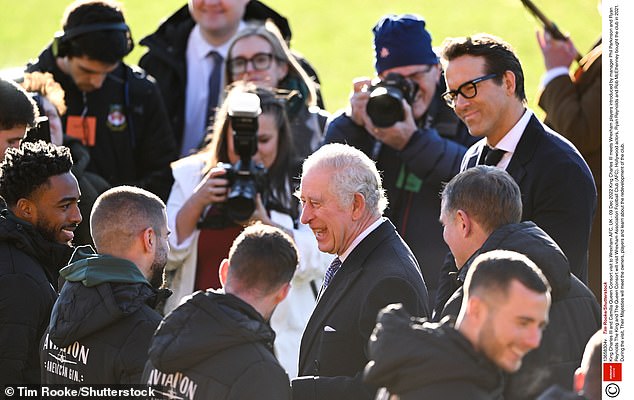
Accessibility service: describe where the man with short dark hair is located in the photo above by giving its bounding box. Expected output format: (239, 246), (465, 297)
(0, 141), (80, 383)
(440, 33), (596, 285)
(436, 166), (600, 400)
(292, 143), (429, 399)
(142, 223), (297, 400)
(40, 186), (170, 384)
(324, 14), (476, 307)
(26, 0), (177, 201)
(365, 250), (551, 400)
(0, 77), (38, 156)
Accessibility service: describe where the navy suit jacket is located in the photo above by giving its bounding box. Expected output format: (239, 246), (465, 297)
(462, 115), (596, 283)
(292, 220), (429, 400)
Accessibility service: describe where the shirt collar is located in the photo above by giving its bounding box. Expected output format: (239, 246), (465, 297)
(338, 217), (385, 263)
(491, 108), (533, 154)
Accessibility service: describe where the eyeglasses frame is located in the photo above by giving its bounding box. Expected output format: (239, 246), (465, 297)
(441, 73), (499, 108)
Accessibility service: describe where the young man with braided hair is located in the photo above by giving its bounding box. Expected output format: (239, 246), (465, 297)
(0, 141), (81, 383)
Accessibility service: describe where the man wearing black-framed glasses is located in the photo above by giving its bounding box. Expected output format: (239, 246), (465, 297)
(324, 14), (477, 312)
(437, 34), (596, 320)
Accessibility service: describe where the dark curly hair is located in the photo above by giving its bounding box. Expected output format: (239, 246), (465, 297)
(0, 141), (73, 207)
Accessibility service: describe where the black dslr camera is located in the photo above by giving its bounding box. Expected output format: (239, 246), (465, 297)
(365, 72), (419, 128)
(198, 92), (268, 228)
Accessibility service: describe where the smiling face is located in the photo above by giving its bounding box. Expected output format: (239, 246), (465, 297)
(444, 55), (519, 145)
(476, 280), (550, 372)
(298, 166), (358, 255)
(188, 0), (250, 45)
(27, 172), (82, 245)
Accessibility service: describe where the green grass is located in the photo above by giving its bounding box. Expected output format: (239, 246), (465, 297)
(1, 0), (601, 117)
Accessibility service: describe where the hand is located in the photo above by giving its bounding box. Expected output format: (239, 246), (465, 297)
(235, 193), (271, 226)
(347, 77), (372, 126)
(191, 167), (229, 207)
(366, 99), (417, 151)
(250, 193), (270, 224)
(536, 30), (578, 70)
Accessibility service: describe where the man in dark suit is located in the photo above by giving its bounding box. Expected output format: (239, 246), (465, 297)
(536, 27), (602, 301)
(439, 33), (596, 285)
(292, 143), (430, 399)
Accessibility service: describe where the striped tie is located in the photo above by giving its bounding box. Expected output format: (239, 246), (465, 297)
(322, 257), (342, 290)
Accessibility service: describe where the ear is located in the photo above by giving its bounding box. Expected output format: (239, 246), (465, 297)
(502, 70), (517, 97)
(455, 209), (472, 238)
(466, 294), (486, 323)
(15, 198), (36, 223)
(274, 282), (291, 304)
(432, 63), (442, 81)
(142, 227), (155, 254)
(573, 367), (585, 393)
(351, 192), (366, 220)
(219, 258), (230, 287)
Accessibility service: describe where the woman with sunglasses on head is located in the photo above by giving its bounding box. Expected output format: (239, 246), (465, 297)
(165, 83), (330, 377)
(225, 20), (329, 178)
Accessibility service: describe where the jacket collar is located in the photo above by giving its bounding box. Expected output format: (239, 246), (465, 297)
(0, 208), (74, 287)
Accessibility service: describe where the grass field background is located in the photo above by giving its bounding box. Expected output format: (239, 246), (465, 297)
(1, 0), (601, 116)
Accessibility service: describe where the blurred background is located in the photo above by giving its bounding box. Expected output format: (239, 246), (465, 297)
(0, 0), (601, 117)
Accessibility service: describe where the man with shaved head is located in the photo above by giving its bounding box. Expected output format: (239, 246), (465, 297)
(40, 185), (171, 384)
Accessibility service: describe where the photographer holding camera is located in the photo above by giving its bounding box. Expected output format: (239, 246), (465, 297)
(165, 83), (330, 376)
(325, 14), (476, 308)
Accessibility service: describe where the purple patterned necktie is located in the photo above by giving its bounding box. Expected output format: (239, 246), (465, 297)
(322, 257), (342, 289)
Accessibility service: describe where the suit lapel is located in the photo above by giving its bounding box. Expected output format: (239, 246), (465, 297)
(462, 139), (486, 171)
(298, 220), (393, 373)
(505, 115), (544, 185)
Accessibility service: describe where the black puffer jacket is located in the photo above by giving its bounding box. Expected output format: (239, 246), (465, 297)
(41, 246), (165, 384)
(0, 208), (73, 384)
(439, 222), (600, 400)
(142, 290), (291, 400)
(364, 304), (504, 399)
